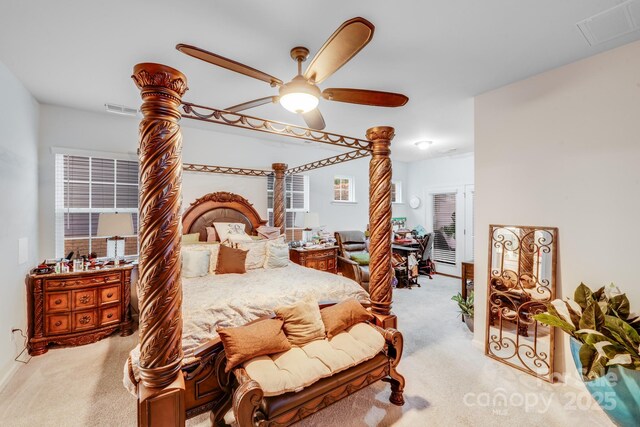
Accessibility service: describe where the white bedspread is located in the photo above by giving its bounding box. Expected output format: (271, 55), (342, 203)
(124, 263), (368, 394)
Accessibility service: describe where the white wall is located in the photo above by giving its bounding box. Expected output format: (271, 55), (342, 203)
(0, 62), (39, 387)
(474, 40), (640, 377)
(38, 104), (408, 258)
(405, 153), (474, 275)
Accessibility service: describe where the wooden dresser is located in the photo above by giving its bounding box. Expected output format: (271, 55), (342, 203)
(289, 246), (338, 274)
(27, 265), (134, 356)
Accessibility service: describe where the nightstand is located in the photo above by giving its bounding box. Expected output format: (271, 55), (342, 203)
(289, 246), (338, 274)
(26, 265), (134, 356)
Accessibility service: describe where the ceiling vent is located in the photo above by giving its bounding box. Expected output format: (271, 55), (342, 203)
(577, 0), (640, 46)
(104, 103), (139, 116)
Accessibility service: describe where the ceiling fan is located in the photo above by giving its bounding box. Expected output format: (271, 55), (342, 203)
(176, 17), (408, 130)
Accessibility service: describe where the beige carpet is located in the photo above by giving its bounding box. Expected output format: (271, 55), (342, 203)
(0, 275), (613, 427)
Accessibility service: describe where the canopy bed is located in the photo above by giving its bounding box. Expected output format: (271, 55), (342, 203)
(131, 62), (399, 426)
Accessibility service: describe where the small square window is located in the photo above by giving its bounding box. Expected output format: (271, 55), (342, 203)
(333, 176), (355, 202)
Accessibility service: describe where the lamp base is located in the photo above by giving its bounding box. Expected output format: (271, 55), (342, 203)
(106, 237), (126, 260)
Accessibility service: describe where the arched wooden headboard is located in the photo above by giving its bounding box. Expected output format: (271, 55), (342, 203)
(182, 192), (268, 241)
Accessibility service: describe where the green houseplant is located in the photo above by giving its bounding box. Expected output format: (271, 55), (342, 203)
(534, 283), (640, 427)
(452, 291), (474, 332)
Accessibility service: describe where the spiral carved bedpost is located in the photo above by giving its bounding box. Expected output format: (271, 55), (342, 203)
(272, 163), (287, 235)
(366, 126), (397, 329)
(132, 63), (188, 427)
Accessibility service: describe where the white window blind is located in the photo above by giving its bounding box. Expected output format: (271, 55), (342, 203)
(55, 154), (139, 259)
(333, 176), (354, 202)
(432, 192), (457, 265)
(267, 174), (309, 241)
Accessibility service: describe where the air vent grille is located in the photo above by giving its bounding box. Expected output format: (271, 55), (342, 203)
(104, 103), (139, 116)
(577, 0), (640, 46)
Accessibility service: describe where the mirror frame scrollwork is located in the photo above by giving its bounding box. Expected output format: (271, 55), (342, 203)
(485, 224), (558, 382)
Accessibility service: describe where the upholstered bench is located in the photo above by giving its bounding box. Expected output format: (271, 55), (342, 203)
(231, 321), (405, 426)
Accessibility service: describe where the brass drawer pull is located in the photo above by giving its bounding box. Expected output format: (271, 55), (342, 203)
(107, 292), (114, 298)
(55, 321), (62, 327)
(80, 295), (90, 304)
(79, 315), (91, 325)
(107, 313), (113, 319)
(55, 299), (62, 305)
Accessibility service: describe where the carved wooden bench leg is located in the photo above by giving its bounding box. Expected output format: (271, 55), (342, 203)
(233, 368), (265, 427)
(387, 367), (405, 406)
(374, 325), (406, 406)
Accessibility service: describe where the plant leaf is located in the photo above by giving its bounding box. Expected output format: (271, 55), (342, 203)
(579, 301), (605, 331)
(564, 301), (582, 326)
(578, 343), (608, 380)
(534, 313), (576, 335)
(606, 353), (632, 366)
(609, 294), (631, 320)
(574, 283), (593, 310)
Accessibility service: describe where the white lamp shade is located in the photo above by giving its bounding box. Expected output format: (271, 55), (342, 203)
(96, 213), (134, 237)
(302, 212), (320, 229)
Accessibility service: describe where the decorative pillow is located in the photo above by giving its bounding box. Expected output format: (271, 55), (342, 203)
(238, 236), (285, 270)
(320, 298), (373, 338)
(228, 233), (253, 244)
(218, 318), (291, 373)
(264, 240), (289, 269)
(181, 249), (210, 278)
(183, 243), (221, 274)
(206, 226), (218, 242)
(275, 296), (325, 346)
(214, 222), (248, 243)
(256, 226), (282, 240)
(215, 244), (248, 274)
(350, 252), (370, 266)
(182, 232), (200, 244)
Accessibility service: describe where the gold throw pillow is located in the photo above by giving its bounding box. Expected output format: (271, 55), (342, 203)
(274, 297), (325, 346)
(218, 318), (291, 373)
(215, 244), (248, 274)
(320, 298), (373, 338)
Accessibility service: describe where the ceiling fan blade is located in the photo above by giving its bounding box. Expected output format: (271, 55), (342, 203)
(225, 96), (278, 113)
(303, 17), (374, 84)
(322, 88), (408, 107)
(176, 44), (283, 87)
(302, 108), (326, 130)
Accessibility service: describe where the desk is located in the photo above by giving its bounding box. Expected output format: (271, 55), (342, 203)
(392, 245), (420, 288)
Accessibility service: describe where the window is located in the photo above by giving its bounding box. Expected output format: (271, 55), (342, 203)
(432, 192), (457, 265)
(55, 154), (139, 259)
(267, 174), (309, 241)
(333, 176), (355, 202)
(391, 181), (402, 203)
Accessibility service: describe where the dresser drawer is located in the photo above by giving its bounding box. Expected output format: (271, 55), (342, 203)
(100, 285), (121, 305)
(72, 289), (97, 310)
(46, 291), (71, 313)
(72, 310), (98, 331)
(45, 272), (121, 290)
(100, 305), (121, 326)
(327, 258), (336, 271)
(46, 314), (71, 335)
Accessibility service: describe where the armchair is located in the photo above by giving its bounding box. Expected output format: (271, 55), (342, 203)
(334, 230), (369, 291)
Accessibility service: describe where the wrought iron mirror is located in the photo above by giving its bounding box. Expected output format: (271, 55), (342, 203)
(485, 225), (558, 382)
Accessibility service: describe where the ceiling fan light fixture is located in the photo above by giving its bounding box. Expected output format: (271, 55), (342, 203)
(279, 76), (321, 113)
(415, 140), (433, 150)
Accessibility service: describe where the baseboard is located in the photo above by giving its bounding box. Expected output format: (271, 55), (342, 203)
(435, 272), (461, 279)
(0, 361), (22, 393)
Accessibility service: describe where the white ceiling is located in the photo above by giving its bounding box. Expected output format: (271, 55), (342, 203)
(1, 0), (639, 162)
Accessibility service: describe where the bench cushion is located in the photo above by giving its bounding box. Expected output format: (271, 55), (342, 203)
(243, 322), (384, 396)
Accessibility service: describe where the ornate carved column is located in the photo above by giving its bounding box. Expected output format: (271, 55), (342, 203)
(366, 126), (396, 329)
(272, 163), (287, 234)
(132, 63), (188, 427)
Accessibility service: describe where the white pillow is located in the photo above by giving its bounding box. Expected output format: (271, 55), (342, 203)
(214, 222), (248, 243)
(183, 243), (221, 273)
(264, 240), (289, 269)
(182, 249), (211, 278)
(228, 234), (253, 244)
(238, 236), (285, 270)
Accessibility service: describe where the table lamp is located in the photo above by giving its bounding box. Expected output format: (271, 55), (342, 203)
(302, 212), (320, 243)
(96, 213), (134, 261)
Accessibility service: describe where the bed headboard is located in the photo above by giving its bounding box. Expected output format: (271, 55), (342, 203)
(182, 191), (268, 241)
